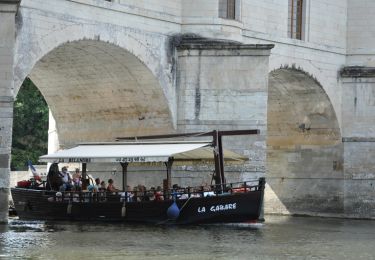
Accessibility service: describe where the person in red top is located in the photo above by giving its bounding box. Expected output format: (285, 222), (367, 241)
(107, 179), (119, 192)
(155, 186), (164, 201)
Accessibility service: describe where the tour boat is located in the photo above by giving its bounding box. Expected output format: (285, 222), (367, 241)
(11, 130), (265, 224)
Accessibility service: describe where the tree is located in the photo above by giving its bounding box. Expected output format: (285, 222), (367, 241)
(11, 78), (48, 170)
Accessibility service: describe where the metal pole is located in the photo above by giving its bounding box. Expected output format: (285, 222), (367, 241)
(121, 162), (128, 191)
(82, 163), (88, 190)
(165, 157), (174, 190)
(218, 132), (225, 191)
(213, 130), (222, 188)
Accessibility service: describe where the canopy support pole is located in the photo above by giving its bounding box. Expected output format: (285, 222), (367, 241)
(213, 130), (222, 188)
(218, 132), (225, 188)
(213, 131), (225, 192)
(82, 163), (88, 190)
(121, 162), (129, 191)
(165, 157), (174, 190)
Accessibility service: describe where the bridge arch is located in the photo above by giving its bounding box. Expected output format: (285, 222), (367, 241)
(14, 10), (176, 147)
(268, 57), (343, 130)
(265, 67), (344, 216)
(16, 39), (175, 147)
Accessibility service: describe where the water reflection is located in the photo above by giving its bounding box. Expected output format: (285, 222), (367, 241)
(1, 216), (375, 259)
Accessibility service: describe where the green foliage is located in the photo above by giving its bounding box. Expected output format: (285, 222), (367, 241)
(11, 78), (48, 170)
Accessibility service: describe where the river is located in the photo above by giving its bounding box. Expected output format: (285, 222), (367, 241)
(1, 215), (374, 259)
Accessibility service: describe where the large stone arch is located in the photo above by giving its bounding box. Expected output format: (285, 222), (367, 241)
(14, 6), (176, 133)
(266, 68), (344, 217)
(268, 58), (342, 132)
(12, 5), (178, 147)
(23, 39), (174, 147)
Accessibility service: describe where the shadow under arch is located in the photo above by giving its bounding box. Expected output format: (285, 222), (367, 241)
(265, 68), (344, 217)
(25, 40), (175, 147)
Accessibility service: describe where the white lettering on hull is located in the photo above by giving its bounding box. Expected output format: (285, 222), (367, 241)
(197, 203), (237, 213)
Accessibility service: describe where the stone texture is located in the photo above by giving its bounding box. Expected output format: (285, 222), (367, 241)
(176, 39), (272, 183)
(0, 188), (8, 223)
(30, 40), (175, 147)
(0, 0), (17, 223)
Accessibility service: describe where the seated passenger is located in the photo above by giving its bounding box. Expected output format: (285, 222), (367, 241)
(72, 168), (82, 191)
(94, 178), (101, 190)
(107, 179), (119, 192)
(133, 186), (140, 202)
(201, 183), (215, 197)
(100, 181), (106, 191)
(155, 186), (164, 201)
(191, 188), (201, 198)
(59, 167), (73, 192)
(87, 178), (101, 192)
(46, 163), (62, 191)
(147, 190), (155, 201)
(125, 185), (133, 202)
(134, 186), (144, 202)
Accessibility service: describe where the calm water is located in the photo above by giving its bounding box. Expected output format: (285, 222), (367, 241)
(1, 216), (375, 260)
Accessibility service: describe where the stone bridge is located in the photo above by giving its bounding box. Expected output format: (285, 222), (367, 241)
(1, 0), (375, 222)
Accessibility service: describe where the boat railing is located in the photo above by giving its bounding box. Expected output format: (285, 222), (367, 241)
(44, 178), (265, 203)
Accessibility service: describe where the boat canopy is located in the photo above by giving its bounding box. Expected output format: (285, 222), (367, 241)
(39, 141), (247, 164)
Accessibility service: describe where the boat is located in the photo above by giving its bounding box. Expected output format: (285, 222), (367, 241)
(11, 130), (265, 224)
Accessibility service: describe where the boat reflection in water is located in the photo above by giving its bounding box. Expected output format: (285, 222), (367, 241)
(11, 130), (265, 225)
(2, 216), (375, 260)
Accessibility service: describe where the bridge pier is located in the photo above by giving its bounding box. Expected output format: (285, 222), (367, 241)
(341, 67), (375, 218)
(0, 0), (19, 223)
(175, 37), (273, 181)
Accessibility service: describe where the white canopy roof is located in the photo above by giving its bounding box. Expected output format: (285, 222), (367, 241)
(39, 141), (247, 164)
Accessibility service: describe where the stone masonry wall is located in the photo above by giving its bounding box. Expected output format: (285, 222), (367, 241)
(176, 39), (273, 182)
(0, 0), (18, 223)
(341, 69), (375, 218)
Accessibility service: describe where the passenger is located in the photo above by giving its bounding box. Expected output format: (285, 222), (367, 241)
(133, 186), (142, 202)
(142, 186), (150, 201)
(147, 187), (155, 201)
(202, 182), (210, 191)
(136, 184), (148, 201)
(100, 181), (106, 191)
(97, 180), (107, 201)
(132, 186), (138, 202)
(191, 188), (201, 198)
(72, 168), (81, 191)
(87, 178), (100, 192)
(125, 185), (133, 202)
(202, 182), (214, 197)
(95, 178), (101, 188)
(59, 167), (73, 192)
(107, 179), (119, 192)
(46, 163), (62, 191)
(155, 186), (164, 201)
(179, 187), (194, 199)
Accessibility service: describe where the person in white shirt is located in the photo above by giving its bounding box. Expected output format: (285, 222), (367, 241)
(59, 166), (73, 191)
